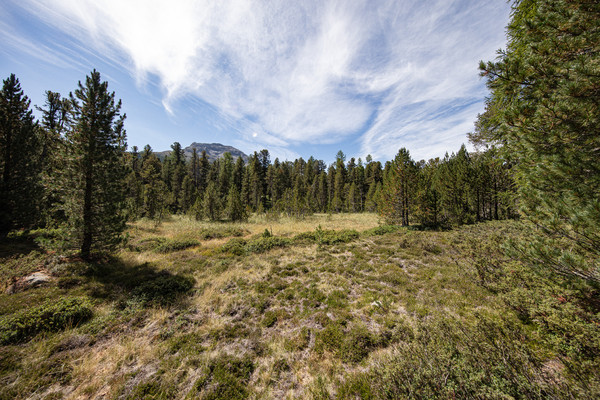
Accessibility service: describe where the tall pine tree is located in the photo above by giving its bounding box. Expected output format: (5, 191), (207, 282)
(477, 0), (600, 282)
(62, 70), (127, 259)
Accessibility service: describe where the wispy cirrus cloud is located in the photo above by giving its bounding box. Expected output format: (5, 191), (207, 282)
(7, 0), (509, 160)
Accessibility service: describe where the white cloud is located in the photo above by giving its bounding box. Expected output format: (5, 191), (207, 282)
(12, 0), (509, 159)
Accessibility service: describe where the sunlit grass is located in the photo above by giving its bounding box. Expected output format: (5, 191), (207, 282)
(1, 217), (596, 399)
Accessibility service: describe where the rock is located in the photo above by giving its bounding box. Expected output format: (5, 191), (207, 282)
(5, 270), (53, 294)
(23, 271), (52, 287)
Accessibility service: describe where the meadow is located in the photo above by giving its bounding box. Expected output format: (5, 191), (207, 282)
(0, 214), (598, 399)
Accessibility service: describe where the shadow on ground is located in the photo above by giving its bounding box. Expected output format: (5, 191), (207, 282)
(80, 257), (196, 307)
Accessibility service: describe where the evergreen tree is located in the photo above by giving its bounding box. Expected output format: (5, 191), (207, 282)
(168, 142), (186, 213)
(414, 158), (442, 227)
(180, 175), (195, 213)
(62, 70), (127, 259)
(477, 0), (600, 281)
(0, 74), (41, 232)
(379, 148), (417, 226)
(36, 91), (71, 225)
(140, 147), (167, 220)
(124, 145), (144, 219)
(225, 184), (245, 221)
(203, 181), (221, 221)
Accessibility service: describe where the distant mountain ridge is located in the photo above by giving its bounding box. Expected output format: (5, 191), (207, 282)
(155, 142), (249, 162)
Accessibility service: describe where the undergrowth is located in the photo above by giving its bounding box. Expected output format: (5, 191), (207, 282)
(0, 217), (598, 399)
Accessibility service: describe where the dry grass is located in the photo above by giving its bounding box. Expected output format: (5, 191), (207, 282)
(1, 217), (595, 399)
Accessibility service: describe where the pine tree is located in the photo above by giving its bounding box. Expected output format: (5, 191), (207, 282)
(379, 148), (416, 226)
(203, 181), (221, 221)
(168, 142), (186, 213)
(477, 0), (600, 282)
(225, 184), (245, 221)
(36, 90), (71, 225)
(140, 148), (167, 221)
(124, 145), (144, 219)
(62, 70), (127, 259)
(0, 74), (41, 232)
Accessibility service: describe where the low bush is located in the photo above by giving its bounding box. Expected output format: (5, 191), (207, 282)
(0, 297), (92, 344)
(362, 225), (403, 236)
(154, 238), (199, 253)
(261, 310), (278, 327)
(294, 226), (359, 246)
(192, 354), (255, 400)
(198, 227), (248, 240)
(245, 236), (291, 253)
(131, 273), (195, 306)
(132, 237), (199, 253)
(220, 236), (291, 255)
(338, 313), (567, 399)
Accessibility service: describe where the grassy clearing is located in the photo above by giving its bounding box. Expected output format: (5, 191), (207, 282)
(0, 214), (598, 399)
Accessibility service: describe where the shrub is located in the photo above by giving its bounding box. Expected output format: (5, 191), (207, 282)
(220, 238), (247, 256)
(154, 238), (199, 253)
(315, 322), (344, 354)
(261, 310), (278, 328)
(340, 313), (564, 398)
(340, 325), (376, 363)
(193, 354), (255, 400)
(0, 297), (93, 344)
(293, 227), (359, 246)
(362, 225), (402, 237)
(220, 236), (291, 255)
(131, 273), (195, 306)
(245, 236), (291, 253)
(126, 380), (175, 400)
(198, 227), (247, 240)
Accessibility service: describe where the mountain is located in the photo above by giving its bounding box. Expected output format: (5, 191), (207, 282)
(155, 142), (249, 162)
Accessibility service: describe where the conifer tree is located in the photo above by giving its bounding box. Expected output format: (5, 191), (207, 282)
(477, 0), (600, 281)
(203, 181), (221, 221)
(168, 142), (186, 213)
(379, 148), (417, 226)
(140, 147), (167, 220)
(36, 90), (71, 225)
(124, 145), (144, 219)
(0, 74), (41, 232)
(62, 70), (127, 259)
(225, 184), (245, 221)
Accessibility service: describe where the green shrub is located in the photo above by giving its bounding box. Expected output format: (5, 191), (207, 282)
(132, 237), (199, 253)
(220, 238), (247, 256)
(134, 237), (165, 252)
(293, 227), (359, 246)
(131, 273), (195, 306)
(340, 325), (376, 363)
(363, 225), (402, 236)
(315, 322), (344, 354)
(198, 227), (247, 240)
(326, 290), (349, 309)
(154, 238), (199, 253)
(342, 314), (564, 399)
(192, 354), (255, 400)
(245, 236), (291, 253)
(126, 380), (175, 400)
(262, 310), (278, 327)
(0, 297), (93, 344)
(220, 236), (291, 255)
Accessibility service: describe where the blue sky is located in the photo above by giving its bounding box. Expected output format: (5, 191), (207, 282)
(1, 0), (510, 163)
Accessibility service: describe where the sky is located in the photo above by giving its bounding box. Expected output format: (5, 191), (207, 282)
(0, 0), (510, 163)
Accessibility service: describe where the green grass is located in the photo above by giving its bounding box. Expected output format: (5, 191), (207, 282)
(0, 215), (598, 399)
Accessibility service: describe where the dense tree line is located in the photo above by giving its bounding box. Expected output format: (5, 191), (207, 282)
(122, 142), (515, 227)
(1, 70), (517, 258)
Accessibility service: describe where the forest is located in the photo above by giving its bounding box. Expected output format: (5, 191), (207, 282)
(0, 0), (598, 398)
